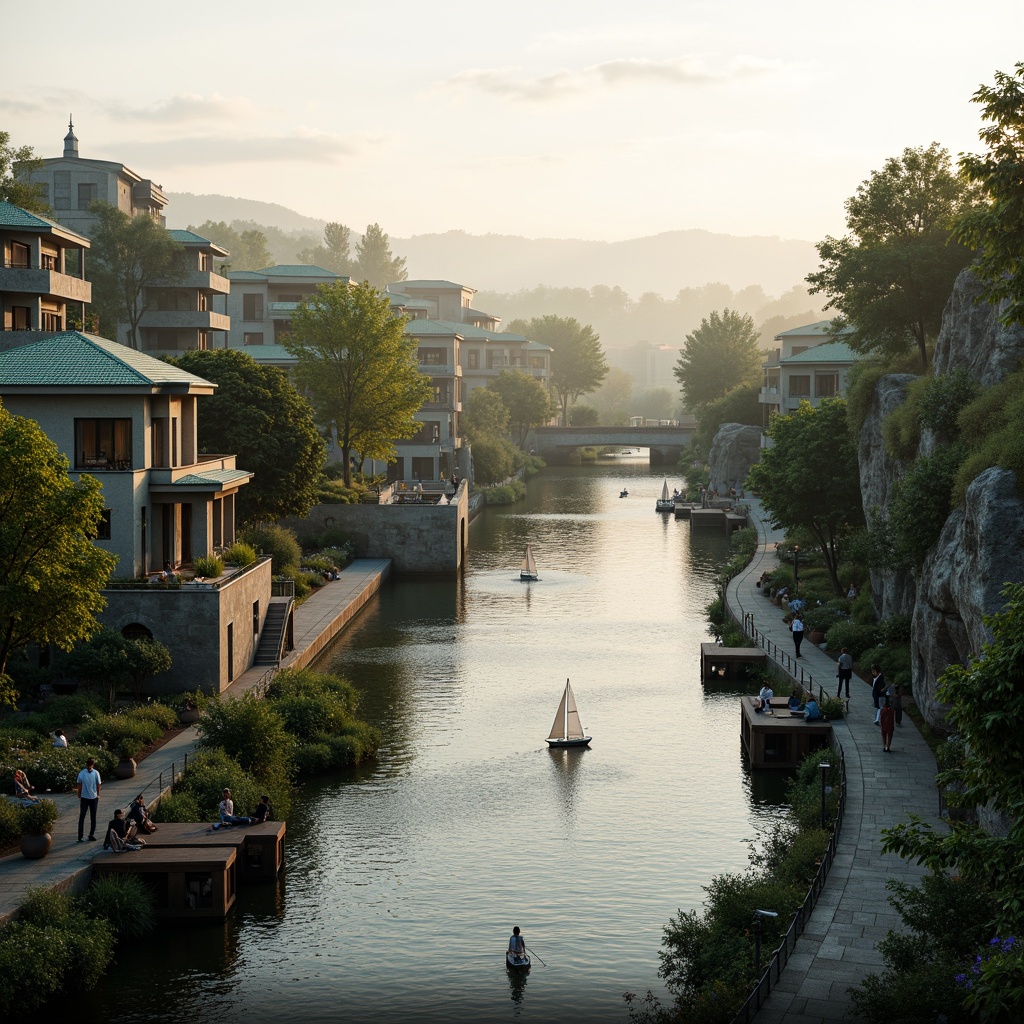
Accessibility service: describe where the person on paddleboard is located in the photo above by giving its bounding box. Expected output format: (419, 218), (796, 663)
(508, 926), (526, 962)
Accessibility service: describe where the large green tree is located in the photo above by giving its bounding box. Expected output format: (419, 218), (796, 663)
(89, 203), (185, 348)
(509, 315), (608, 426)
(352, 223), (407, 288)
(0, 130), (49, 214)
(167, 349), (326, 526)
(746, 398), (864, 593)
(673, 309), (761, 411)
(187, 220), (272, 271)
(286, 281), (430, 486)
(0, 402), (117, 705)
(807, 143), (978, 371)
(487, 370), (552, 447)
(62, 627), (172, 709)
(297, 222), (352, 275)
(460, 388), (519, 485)
(955, 62), (1024, 328)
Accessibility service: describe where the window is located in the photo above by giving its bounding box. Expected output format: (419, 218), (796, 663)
(11, 306), (30, 330)
(466, 350), (479, 370)
(529, 356), (546, 370)
(788, 375), (811, 398)
(430, 381), (451, 405)
(41, 252), (58, 271)
(413, 421), (441, 444)
(76, 418), (132, 470)
(411, 457), (434, 480)
(244, 333), (264, 346)
(95, 509), (112, 540)
(790, 346), (809, 357)
(122, 623), (153, 641)
(418, 348), (446, 366)
(815, 373), (839, 398)
(242, 294), (264, 321)
(253, 601), (260, 637)
(77, 182), (98, 209)
(41, 311), (63, 331)
(152, 417), (167, 467)
(9, 241), (30, 268)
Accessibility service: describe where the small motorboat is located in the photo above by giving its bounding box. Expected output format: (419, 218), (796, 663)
(546, 679), (592, 748)
(520, 543), (539, 582)
(655, 478), (675, 513)
(506, 950), (531, 970)
(619, 489), (628, 498)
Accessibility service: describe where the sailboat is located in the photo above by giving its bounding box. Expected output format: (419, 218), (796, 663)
(520, 543), (539, 581)
(546, 679), (592, 748)
(656, 478), (675, 513)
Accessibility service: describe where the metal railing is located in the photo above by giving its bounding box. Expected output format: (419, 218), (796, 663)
(729, 740), (848, 1024)
(741, 611), (837, 705)
(115, 752), (190, 815)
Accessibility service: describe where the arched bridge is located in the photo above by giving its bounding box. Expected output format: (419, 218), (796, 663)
(532, 424), (696, 465)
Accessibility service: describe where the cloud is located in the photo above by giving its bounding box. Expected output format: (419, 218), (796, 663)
(110, 93), (266, 125)
(438, 55), (780, 103)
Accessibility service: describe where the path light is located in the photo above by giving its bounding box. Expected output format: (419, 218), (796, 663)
(819, 762), (832, 828)
(753, 909), (778, 974)
(793, 545), (800, 587)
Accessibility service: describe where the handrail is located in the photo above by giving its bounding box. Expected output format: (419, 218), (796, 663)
(741, 611), (834, 705)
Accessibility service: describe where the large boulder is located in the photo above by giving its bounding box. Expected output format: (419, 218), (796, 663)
(912, 467), (1024, 729)
(708, 423), (761, 495)
(858, 373), (918, 620)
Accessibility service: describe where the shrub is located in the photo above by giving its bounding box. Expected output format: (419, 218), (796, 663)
(293, 741), (333, 777)
(824, 621), (881, 658)
(193, 554), (224, 578)
(21, 692), (104, 733)
(482, 479), (526, 505)
(0, 798), (20, 845)
(0, 746), (117, 792)
(276, 567), (311, 600)
(75, 714), (163, 753)
(240, 524), (302, 571)
(778, 827), (831, 885)
(199, 696), (294, 784)
(128, 703), (179, 730)
(787, 757), (841, 832)
(879, 615), (912, 644)
(301, 554), (336, 573)
(872, 643), (912, 692)
(317, 544), (353, 567)
(819, 694), (845, 720)
(85, 874), (157, 940)
(222, 542), (257, 567)
(150, 791), (201, 823)
(20, 799), (58, 835)
(804, 603), (849, 635)
(169, 748), (263, 821)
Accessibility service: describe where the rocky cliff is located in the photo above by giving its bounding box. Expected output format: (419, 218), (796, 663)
(707, 423), (761, 496)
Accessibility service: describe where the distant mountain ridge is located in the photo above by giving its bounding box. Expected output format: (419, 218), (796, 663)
(166, 193), (818, 298)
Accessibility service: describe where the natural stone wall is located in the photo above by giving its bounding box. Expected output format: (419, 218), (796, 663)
(708, 423), (761, 494)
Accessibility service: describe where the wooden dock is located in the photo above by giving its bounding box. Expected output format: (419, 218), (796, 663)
(740, 696), (832, 768)
(141, 821), (286, 881)
(700, 643), (767, 681)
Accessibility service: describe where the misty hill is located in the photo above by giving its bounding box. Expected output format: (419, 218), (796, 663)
(166, 193), (818, 298)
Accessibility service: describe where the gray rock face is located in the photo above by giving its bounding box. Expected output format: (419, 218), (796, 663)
(933, 268), (1024, 386)
(708, 423), (762, 495)
(912, 468), (1024, 728)
(857, 373), (918, 620)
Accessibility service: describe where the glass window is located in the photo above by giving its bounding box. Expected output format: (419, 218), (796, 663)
(9, 241), (30, 268)
(77, 182), (98, 209)
(418, 348), (446, 366)
(467, 351), (479, 370)
(244, 333), (264, 346)
(242, 294), (264, 320)
(788, 375), (811, 397)
(76, 418), (132, 470)
(815, 373), (839, 398)
(411, 457), (434, 480)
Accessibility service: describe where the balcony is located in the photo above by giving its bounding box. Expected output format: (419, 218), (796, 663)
(140, 310), (231, 331)
(0, 265), (92, 303)
(417, 363), (459, 377)
(179, 271), (231, 294)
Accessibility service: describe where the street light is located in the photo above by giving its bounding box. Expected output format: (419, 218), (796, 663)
(753, 909), (778, 975)
(793, 545), (800, 588)
(819, 762), (832, 828)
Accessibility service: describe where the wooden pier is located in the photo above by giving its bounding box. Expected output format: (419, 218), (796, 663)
(740, 696), (832, 769)
(141, 821), (286, 881)
(700, 643), (767, 681)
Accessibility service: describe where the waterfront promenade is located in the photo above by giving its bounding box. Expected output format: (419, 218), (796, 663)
(0, 558), (390, 924)
(726, 501), (945, 1023)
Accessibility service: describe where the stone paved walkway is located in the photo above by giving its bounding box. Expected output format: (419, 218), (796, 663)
(726, 500), (945, 1023)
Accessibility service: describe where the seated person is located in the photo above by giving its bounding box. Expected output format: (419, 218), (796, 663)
(128, 794), (157, 834)
(216, 788), (252, 827)
(755, 685), (774, 711)
(787, 690), (803, 711)
(13, 770), (39, 807)
(803, 698), (823, 721)
(248, 794), (272, 824)
(104, 808), (143, 852)
(52, 729), (68, 748)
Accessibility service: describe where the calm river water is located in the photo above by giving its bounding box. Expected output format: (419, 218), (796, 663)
(79, 459), (788, 1024)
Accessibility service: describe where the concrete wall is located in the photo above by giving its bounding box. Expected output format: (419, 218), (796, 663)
(279, 483), (470, 574)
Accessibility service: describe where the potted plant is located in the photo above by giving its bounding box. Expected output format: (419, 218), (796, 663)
(171, 689), (207, 724)
(113, 738), (140, 779)
(20, 799), (59, 859)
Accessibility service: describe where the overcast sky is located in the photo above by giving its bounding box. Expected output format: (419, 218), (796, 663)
(4, 0), (1020, 243)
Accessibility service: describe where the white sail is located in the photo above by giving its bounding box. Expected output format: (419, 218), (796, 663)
(661, 479), (670, 501)
(521, 544), (537, 578)
(548, 680), (585, 741)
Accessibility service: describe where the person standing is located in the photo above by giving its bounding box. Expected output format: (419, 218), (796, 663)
(870, 666), (886, 725)
(880, 697), (896, 752)
(791, 615), (805, 658)
(836, 647), (853, 698)
(77, 757), (102, 842)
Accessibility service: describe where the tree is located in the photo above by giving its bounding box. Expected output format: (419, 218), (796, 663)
(807, 144), (979, 371)
(89, 203), (185, 348)
(286, 281), (430, 486)
(460, 388), (521, 485)
(62, 627), (172, 709)
(954, 62), (1024, 327)
(186, 221), (270, 272)
(0, 401), (117, 705)
(0, 130), (49, 214)
(746, 398), (864, 593)
(488, 370), (552, 447)
(297, 222), (352, 275)
(693, 384), (761, 457)
(508, 315), (608, 426)
(167, 350), (326, 526)
(591, 366), (634, 425)
(673, 308), (761, 411)
(352, 223), (407, 288)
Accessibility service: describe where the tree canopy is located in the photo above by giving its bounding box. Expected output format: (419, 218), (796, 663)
(187, 220), (271, 271)
(508, 315), (607, 426)
(297, 222), (352, 275)
(673, 308), (761, 411)
(954, 62), (1024, 327)
(460, 389), (520, 485)
(0, 130), (49, 214)
(352, 223), (407, 288)
(746, 398), (864, 593)
(0, 401), (117, 705)
(167, 349), (326, 526)
(487, 370), (552, 447)
(286, 281), (430, 486)
(89, 203), (185, 347)
(62, 627), (172, 709)
(807, 143), (978, 370)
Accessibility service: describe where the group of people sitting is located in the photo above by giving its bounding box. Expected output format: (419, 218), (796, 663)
(212, 789), (272, 829)
(753, 685), (823, 720)
(104, 795), (159, 853)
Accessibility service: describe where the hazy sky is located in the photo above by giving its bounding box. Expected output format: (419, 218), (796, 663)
(4, 0), (1021, 243)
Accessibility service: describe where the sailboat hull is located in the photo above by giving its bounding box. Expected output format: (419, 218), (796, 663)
(655, 500), (675, 512)
(545, 736), (592, 748)
(520, 571), (538, 581)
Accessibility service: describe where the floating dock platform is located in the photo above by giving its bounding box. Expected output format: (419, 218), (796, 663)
(740, 696), (832, 769)
(700, 643), (768, 681)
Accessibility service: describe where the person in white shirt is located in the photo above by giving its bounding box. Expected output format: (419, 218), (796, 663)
(53, 729), (68, 748)
(755, 685), (774, 711)
(76, 757), (102, 842)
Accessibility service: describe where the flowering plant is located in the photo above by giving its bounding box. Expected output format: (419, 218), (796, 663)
(956, 936), (1024, 1019)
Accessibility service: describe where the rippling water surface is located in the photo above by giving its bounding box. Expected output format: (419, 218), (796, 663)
(80, 461), (788, 1024)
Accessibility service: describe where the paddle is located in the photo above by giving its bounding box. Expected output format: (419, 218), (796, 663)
(524, 946), (547, 967)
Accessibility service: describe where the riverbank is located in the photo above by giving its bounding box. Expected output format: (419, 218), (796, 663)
(0, 558), (391, 924)
(725, 499), (945, 1023)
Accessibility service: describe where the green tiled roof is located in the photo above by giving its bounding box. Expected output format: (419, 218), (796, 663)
(404, 318), (530, 343)
(776, 320), (852, 339)
(781, 340), (861, 364)
(226, 270), (268, 281)
(0, 332), (215, 388)
(0, 201), (91, 242)
(435, 319), (527, 343)
(258, 264), (340, 278)
(171, 469), (252, 487)
(167, 230), (229, 257)
(400, 280), (472, 291)
(240, 344), (296, 363)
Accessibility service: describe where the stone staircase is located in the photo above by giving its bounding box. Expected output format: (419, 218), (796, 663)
(253, 599), (291, 666)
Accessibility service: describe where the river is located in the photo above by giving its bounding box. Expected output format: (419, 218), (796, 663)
(79, 459), (788, 1024)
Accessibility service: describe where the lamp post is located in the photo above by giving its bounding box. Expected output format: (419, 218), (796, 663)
(793, 545), (800, 588)
(819, 762), (832, 828)
(752, 909), (778, 975)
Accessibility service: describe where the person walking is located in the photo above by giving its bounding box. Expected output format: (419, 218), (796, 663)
(836, 647), (853, 698)
(880, 696), (896, 752)
(791, 615), (805, 658)
(77, 756), (102, 842)
(870, 666), (886, 725)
